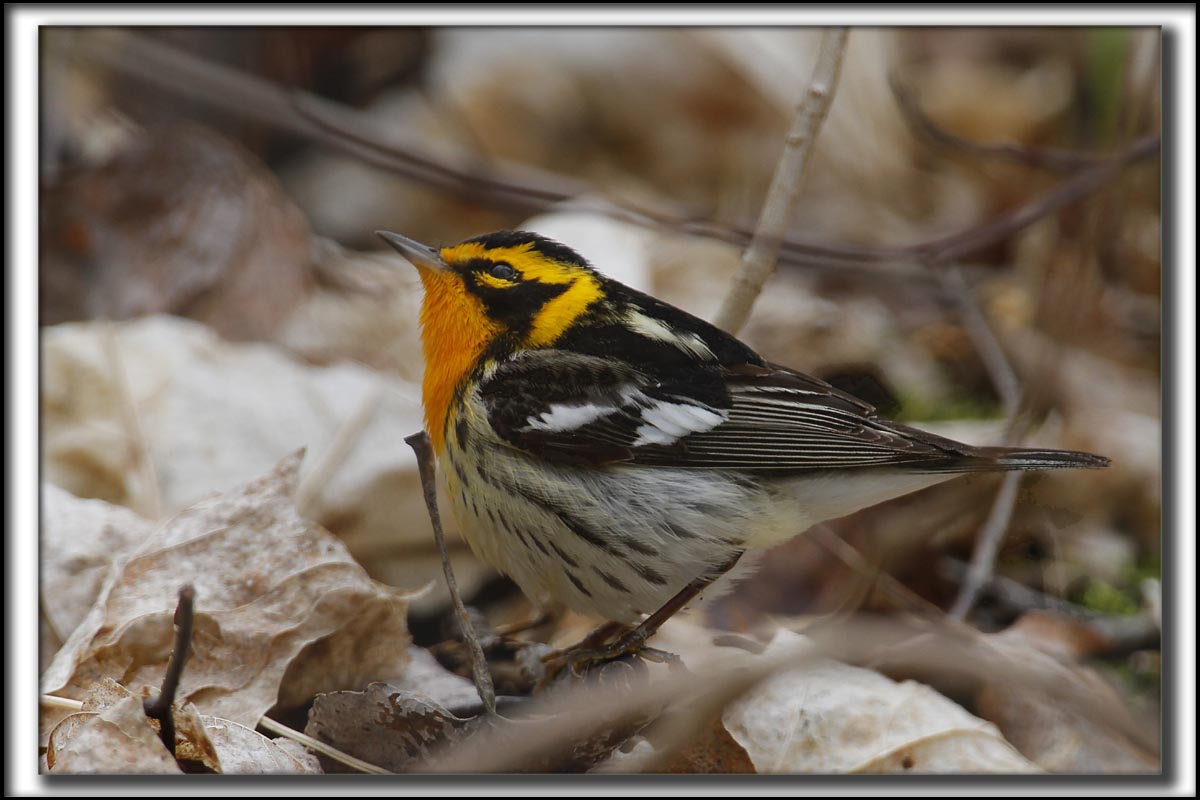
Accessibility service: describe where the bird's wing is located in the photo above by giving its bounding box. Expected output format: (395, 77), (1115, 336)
(480, 350), (974, 471)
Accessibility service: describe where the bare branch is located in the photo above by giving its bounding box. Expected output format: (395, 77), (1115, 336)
(890, 75), (1110, 172)
(257, 716), (391, 775)
(101, 322), (161, 519)
(405, 431), (497, 715)
(939, 268), (1023, 418)
(809, 524), (944, 618)
(948, 472), (1023, 622)
(713, 28), (848, 334)
(938, 264), (1027, 622)
(69, 30), (1157, 283)
(294, 378), (386, 518)
(143, 585), (195, 756)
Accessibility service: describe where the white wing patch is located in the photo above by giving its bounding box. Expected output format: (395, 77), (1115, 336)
(524, 402), (618, 432)
(520, 390), (728, 447)
(632, 401), (727, 446)
(626, 311), (714, 359)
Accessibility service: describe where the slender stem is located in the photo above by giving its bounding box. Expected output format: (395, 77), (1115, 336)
(294, 379), (385, 517)
(40, 694), (84, 712)
(257, 716), (391, 775)
(68, 30), (1157, 280)
(939, 267), (1022, 418)
(404, 431), (496, 715)
(713, 27), (849, 334)
(890, 75), (1110, 172)
(142, 585), (195, 756)
(101, 322), (162, 519)
(948, 472), (1023, 621)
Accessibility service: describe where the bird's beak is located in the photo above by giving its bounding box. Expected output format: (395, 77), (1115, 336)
(376, 231), (447, 272)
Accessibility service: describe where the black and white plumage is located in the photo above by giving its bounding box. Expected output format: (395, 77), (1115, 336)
(384, 229), (1109, 625)
(478, 290), (1107, 476)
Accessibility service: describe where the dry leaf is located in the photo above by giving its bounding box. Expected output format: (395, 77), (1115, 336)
(306, 682), (477, 773)
(721, 630), (1039, 773)
(40, 485), (153, 669)
(977, 684), (1158, 773)
(47, 693), (179, 774)
(173, 703), (222, 772)
(381, 646), (483, 712)
(658, 717), (756, 774)
(41, 452), (411, 731)
(41, 316), (488, 609)
(201, 717), (323, 774)
(974, 614), (1160, 773)
(41, 122), (312, 339)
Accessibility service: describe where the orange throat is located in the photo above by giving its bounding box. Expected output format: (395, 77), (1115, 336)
(416, 266), (501, 452)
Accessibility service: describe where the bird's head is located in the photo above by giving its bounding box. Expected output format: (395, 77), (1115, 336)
(379, 229), (607, 448)
(379, 229), (605, 349)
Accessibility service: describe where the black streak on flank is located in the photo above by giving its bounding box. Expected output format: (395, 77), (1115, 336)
(594, 568), (629, 593)
(633, 562), (668, 587)
(566, 571), (593, 598)
(623, 538), (656, 558)
(549, 541), (580, 569)
(509, 484), (616, 555)
(452, 459), (471, 490)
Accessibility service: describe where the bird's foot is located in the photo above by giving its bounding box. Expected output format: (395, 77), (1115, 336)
(540, 622), (686, 683)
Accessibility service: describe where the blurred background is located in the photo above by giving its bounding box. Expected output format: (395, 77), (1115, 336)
(39, 26), (1162, 756)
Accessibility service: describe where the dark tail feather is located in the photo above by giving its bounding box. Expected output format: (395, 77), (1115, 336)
(967, 446), (1111, 471)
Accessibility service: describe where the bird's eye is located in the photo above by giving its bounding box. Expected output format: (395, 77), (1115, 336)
(489, 262), (516, 280)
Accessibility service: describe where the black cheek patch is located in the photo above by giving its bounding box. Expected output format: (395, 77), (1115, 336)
(473, 279), (571, 335)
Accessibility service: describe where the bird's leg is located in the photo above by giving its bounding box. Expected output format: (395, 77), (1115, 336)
(493, 606), (562, 638)
(547, 552), (744, 676)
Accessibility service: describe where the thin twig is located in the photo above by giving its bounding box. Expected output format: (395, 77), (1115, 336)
(39, 695), (391, 774)
(890, 75), (1109, 172)
(405, 431), (497, 715)
(142, 585), (195, 756)
(940, 268), (1023, 417)
(294, 378), (386, 517)
(940, 259), (1026, 622)
(40, 694), (84, 713)
(69, 29), (1158, 281)
(257, 716), (392, 775)
(939, 556), (1096, 618)
(948, 472), (1023, 622)
(713, 27), (848, 334)
(809, 525), (944, 617)
(101, 322), (162, 519)
(911, 134), (1158, 267)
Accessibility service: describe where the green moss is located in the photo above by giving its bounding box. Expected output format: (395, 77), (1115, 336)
(1084, 28), (1131, 144)
(893, 391), (1003, 424)
(1078, 578), (1140, 616)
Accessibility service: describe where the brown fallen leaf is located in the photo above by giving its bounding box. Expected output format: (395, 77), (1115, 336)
(46, 678), (322, 774)
(200, 717), (323, 774)
(657, 717), (756, 774)
(173, 702), (222, 773)
(720, 631), (1039, 773)
(40, 485), (153, 670)
(46, 683), (179, 774)
(306, 682), (478, 774)
(974, 612), (1159, 773)
(40, 452), (411, 733)
(40, 316), (487, 613)
(41, 122), (313, 340)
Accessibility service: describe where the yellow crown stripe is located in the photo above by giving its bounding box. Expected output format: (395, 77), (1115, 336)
(440, 242), (580, 284)
(526, 274), (603, 347)
(439, 240), (603, 347)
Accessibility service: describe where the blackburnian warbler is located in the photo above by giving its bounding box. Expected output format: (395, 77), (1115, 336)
(380, 229), (1108, 660)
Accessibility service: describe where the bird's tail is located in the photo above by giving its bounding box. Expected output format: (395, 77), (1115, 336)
(965, 446), (1111, 471)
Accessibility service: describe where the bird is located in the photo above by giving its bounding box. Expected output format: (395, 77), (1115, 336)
(379, 228), (1109, 663)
